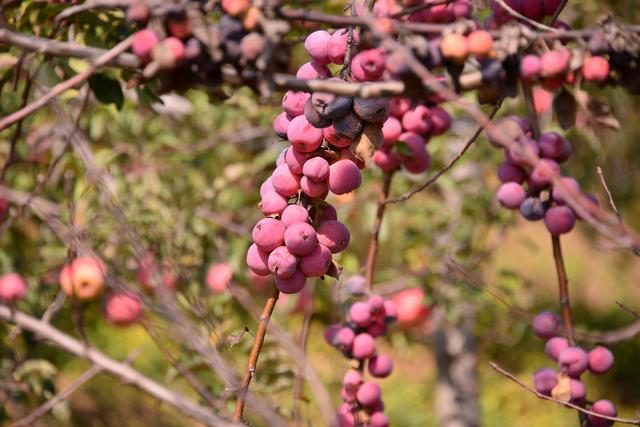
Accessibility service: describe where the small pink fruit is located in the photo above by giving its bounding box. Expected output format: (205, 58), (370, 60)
(0, 273), (27, 302)
(582, 56), (610, 83)
(304, 30), (332, 65)
(532, 311), (561, 339)
(588, 346), (614, 375)
(328, 160), (361, 195)
(466, 30), (493, 57)
(317, 220), (350, 254)
(588, 400), (617, 427)
(106, 293), (142, 325)
(544, 206), (576, 236)
(496, 182), (526, 209)
(252, 218), (286, 252)
(60, 257), (106, 301)
(392, 288), (429, 326)
(368, 354), (393, 378)
(206, 262), (233, 293)
(533, 367), (557, 395)
(132, 29), (158, 61)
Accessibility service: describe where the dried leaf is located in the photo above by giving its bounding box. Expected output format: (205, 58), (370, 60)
(325, 259), (343, 280)
(587, 97), (621, 130)
(227, 327), (250, 347)
(352, 123), (382, 166)
(553, 88), (577, 130)
(551, 373), (572, 401)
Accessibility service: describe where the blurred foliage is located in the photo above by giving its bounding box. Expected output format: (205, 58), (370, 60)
(0, 0), (639, 426)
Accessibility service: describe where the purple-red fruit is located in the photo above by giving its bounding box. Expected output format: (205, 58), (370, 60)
(533, 368), (558, 395)
(296, 61), (332, 80)
(588, 346), (614, 375)
(544, 206), (576, 236)
(317, 220), (351, 253)
(299, 244), (332, 277)
(282, 91), (310, 117)
(281, 205), (310, 228)
(304, 98), (332, 128)
(328, 160), (362, 195)
(327, 29), (348, 65)
(538, 132), (572, 163)
(333, 327), (356, 351)
(356, 382), (381, 406)
(582, 56), (610, 83)
(520, 197), (547, 221)
(352, 49), (386, 81)
(533, 311), (561, 339)
(368, 354), (393, 378)
(333, 111), (364, 140)
(303, 157), (330, 182)
(284, 222), (318, 256)
(246, 244), (271, 276)
(304, 30), (331, 65)
(497, 182), (526, 209)
(261, 190), (288, 216)
(288, 115), (324, 152)
(268, 246), (298, 279)
(352, 333), (377, 360)
(350, 301), (373, 327)
(273, 112), (291, 138)
(252, 218), (286, 252)
(545, 337), (569, 361)
(275, 268), (306, 294)
(497, 161), (527, 184)
(0, 273), (27, 302)
(271, 164), (301, 197)
(558, 346), (589, 377)
(132, 29), (159, 62)
(520, 54), (542, 81)
(353, 98), (391, 123)
(588, 400), (617, 427)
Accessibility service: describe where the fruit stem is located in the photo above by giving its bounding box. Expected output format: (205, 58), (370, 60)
(522, 82), (541, 139)
(552, 235), (575, 345)
(364, 171), (394, 291)
(234, 283), (280, 421)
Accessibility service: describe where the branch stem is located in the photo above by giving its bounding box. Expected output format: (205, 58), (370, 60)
(365, 171), (394, 291)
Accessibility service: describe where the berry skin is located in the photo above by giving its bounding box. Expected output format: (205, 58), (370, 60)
(533, 311), (561, 339)
(333, 327), (356, 352)
(552, 177), (581, 205)
(392, 288), (428, 326)
(356, 381), (381, 406)
(126, 1), (150, 25)
(496, 182), (526, 209)
(273, 112), (291, 139)
(324, 125), (353, 148)
(588, 346), (614, 375)
(284, 222), (318, 256)
(521, 0), (543, 21)
(588, 400), (617, 427)
(303, 157), (330, 182)
(529, 159), (561, 189)
(304, 98), (332, 128)
(520, 197), (547, 221)
(390, 97), (411, 117)
(381, 117), (402, 146)
(282, 91), (310, 117)
(299, 244), (332, 277)
(373, 149), (401, 172)
(520, 54), (542, 81)
(221, 0), (250, 16)
(570, 379), (586, 403)
(369, 412), (390, 427)
(545, 337), (569, 360)
(287, 115), (324, 152)
(401, 106), (431, 135)
(317, 220), (351, 254)
(542, 0), (562, 15)
(328, 160), (362, 195)
(281, 205), (310, 228)
(506, 139), (540, 167)
(260, 190), (288, 216)
(497, 161), (527, 184)
(271, 164), (301, 197)
(327, 29), (348, 65)
(311, 88), (353, 120)
(132, 29), (159, 62)
(353, 98), (391, 123)
(350, 301), (373, 327)
(466, 30), (493, 57)
(544, 206), (576, 236)
(284, 147), (307, 175)
(429, 107), (452, 136)
(252, 218), (285, 253)
(352, 49), (386, 81)
(304, 30), (332, 65)
(0, 273), (27, 302)
(106, 293), (142, 325)
(533, 368), (558, 395)
(247, 243), (271, 276)
(275, 268), (306, 294)
(368, 354), (394, 378)
(440, 33), (469, 64)
(59, 257), (105, 301)
(342, 369), (363, 392)
(268, 246), (298, 279)
(558, 346), (589, 377)
(324, 324), (342, 345)
(333, 111), (365, 141)
(296, 61), (332, 80)
(541, 49), (571, 77)
(206, 263), (233, 293)
(538, 132), (572, 163)
(582, 56), (610, 83)
(300, 176), (328, 198)
(352, 333), (377, 360)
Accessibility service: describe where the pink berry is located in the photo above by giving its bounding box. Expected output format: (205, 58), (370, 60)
(287, 115), (324, 153)
(545, 337), (569, 361)
(327, 29), (348, 65)
(356, 381), (381, 406)
(351, 49), (386, 81)
(429, 107), (452, 135)
(381, 117), (402, 146)
(268, 246), (298, 279)
(368, 295), (385, 313)
(552, 177), (581, 205)
(570, 378), (587, 402)
(300, 176), (328, 198)
(496, 182), (526, 209)
(324, 323), (342, 344)
(246, 243), (271, 276)
(369, 412), (390, 427)
(582, 56), (610, 83)
(302, 157), (330, 182)
(317, 220), (351, 254)
(282, 91), (310, 117)
(273, 112), (291, 138)
(558, 346), (589, 377)
(0, 273), (27, 302)
(275, 268), (306, 294)
(529, 159), (561, 189)
(106, 293), (142, 325)
(538, 132), (572, 163)
(352, 333), (376, 360)
(206, 262), (233, 293)
(323, 125), (353, 148)
(271, 164), (301, 197)
(333, 326), (355, 351)
(588, 400), (617, 427)
(284, 147), (307, 174)
(390, 97), (411, 117)
(520, 54), (542, 81)
(497, 161), (527, 183)
(337, 403), (356, 427)
(132, 29), (158, 61)
(309, 202), (338, 224)
(299, 244), (332, 277)
(533, 311), (561, 339)
(252, 218), (285, 252)
(368, 354), (393, 378)
(284, 222), (318, 256)
(350, 301), (373, 327)
(541, 48), (571, 77)
(533, 367), (557, 395)
(342, 369), (363, 392)
(588, 346), (614, 375)
(403, 150), (432, 174)
(281, 205), (310, 228)
(402, 106), (432, 135)
(260, 190), (288, 216)
(383, 300), (398, 322)
(304, 30), (331, 65)
(506, 139), (540, 167)
(296, 61), (332, 80)
(544, 206), (576, 236)
(373, 149), (401, 172)
(328, 160), (361, 195)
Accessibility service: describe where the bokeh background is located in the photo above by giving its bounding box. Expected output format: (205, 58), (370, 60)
(1, 1), (640, 426)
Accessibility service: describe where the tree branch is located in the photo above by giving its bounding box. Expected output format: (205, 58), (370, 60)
(364, 171), (394, 290)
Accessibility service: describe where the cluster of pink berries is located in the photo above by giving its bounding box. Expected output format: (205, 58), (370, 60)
(490, 0), (563, 26)
(489, 116), (599, 236)
(325, 295), (398, 427)
(532, 311), (618, 427)
(521, 49), (611, 89)
(367, 0), (472, 24)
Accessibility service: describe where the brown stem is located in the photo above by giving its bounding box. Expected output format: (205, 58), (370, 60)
(365, 172), (394, 291)
(552, 235), (575, 345)
(548, 0), (569, 26)
(292, 284), (314, 427)
(522, 82), (541, 139)
(234, 284), (280, 422)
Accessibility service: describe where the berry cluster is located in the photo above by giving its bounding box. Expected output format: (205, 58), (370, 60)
(325, 295), (398, 427)
(489, 116), (599, 236)
(128, 0), (287, 92)
(490, 0), (563, 26)
(368, 0), (472, 24)
(532, 311), (618, 427)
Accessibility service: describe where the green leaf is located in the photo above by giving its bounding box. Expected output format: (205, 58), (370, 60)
(89, 73), (124, 110)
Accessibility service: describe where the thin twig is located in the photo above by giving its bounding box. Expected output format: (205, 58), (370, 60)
(597, 166), (622, 227)
(493, 0), (560, 32)
(490, 361), (640, 425)
(364, 172), (393, 290)
(234, 284), (280, 421)
(293, 284), (314, 427)
(616, 301), (640, 319)
(548, 0), (569, 27)
(384, 102), (502, 205)
(0, 35), (133, 132)
(0, 304), (237, 427)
